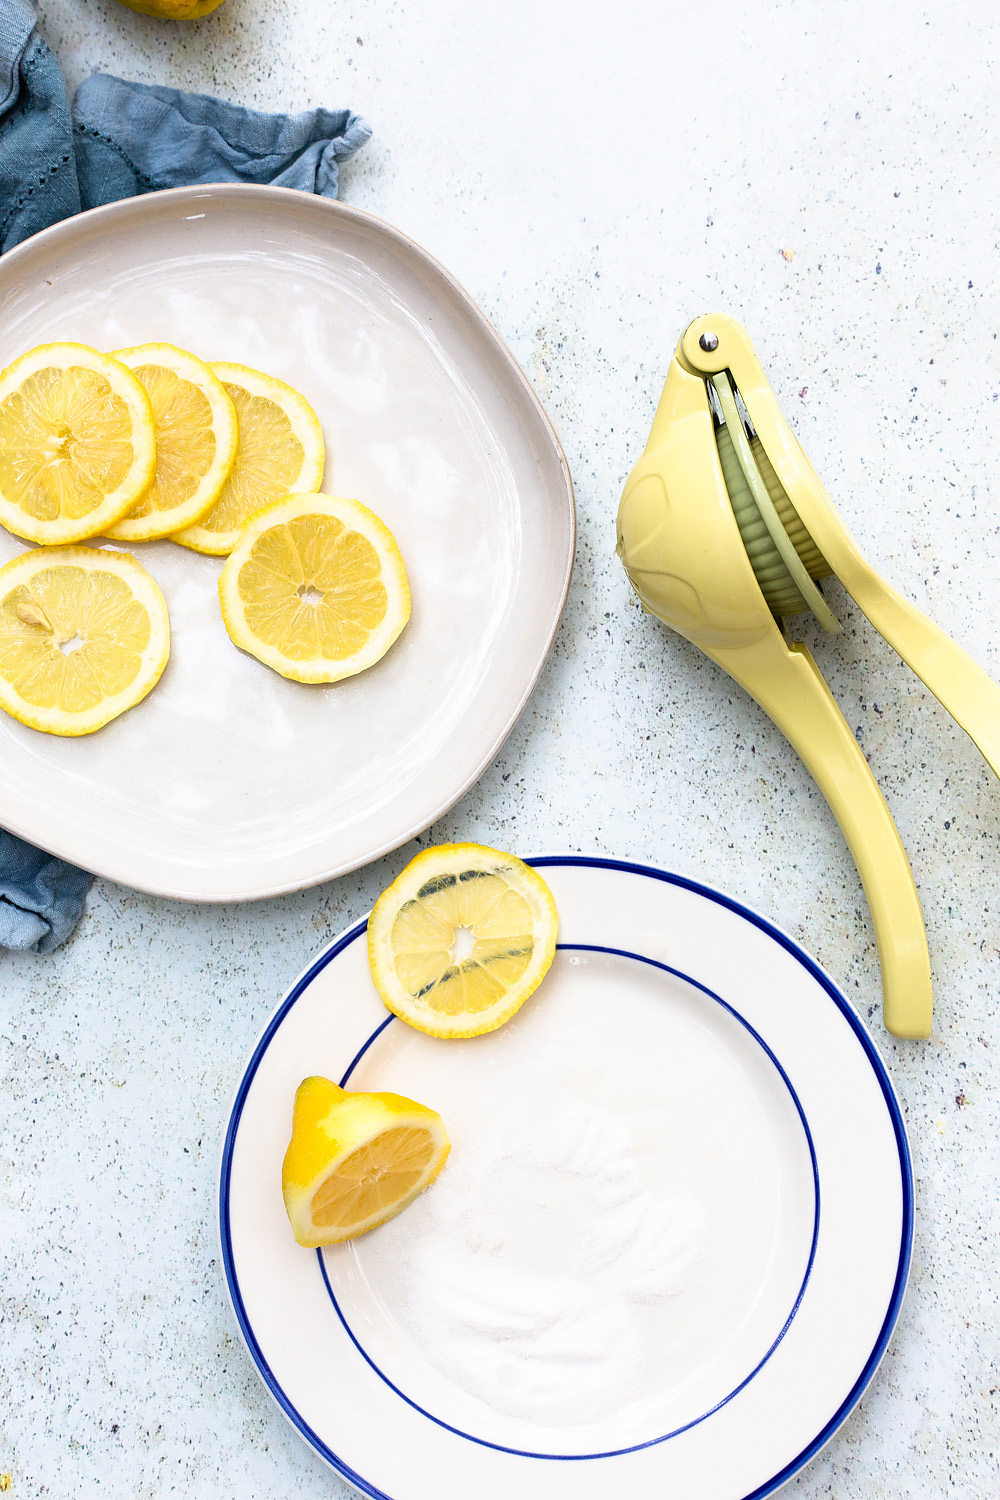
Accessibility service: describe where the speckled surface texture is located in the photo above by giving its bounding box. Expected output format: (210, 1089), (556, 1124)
(3, 0), (999, 1494)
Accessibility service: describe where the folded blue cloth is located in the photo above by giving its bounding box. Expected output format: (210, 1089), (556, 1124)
(0, 832), (95, 953)
(1, 0), (371, 251)
(0, 0), (371, 948)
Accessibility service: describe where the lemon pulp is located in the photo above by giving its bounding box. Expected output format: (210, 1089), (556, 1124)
(241, 514), (386, 658)
(205, 384), (302, 532)
(310, 1125), (438, 1228)
(218, 492), (410, 682)
(171, 362), (324, 554)
(106, 345), (238, 541)
(0, 369), (132, 519)
(143, 365), (214, 496)
(0, 344), (155, 544)
(391, 870), (536, 1013)
(0, 547), (170, 735)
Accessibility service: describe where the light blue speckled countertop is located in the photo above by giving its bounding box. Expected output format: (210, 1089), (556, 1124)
(4, 1), (999, 1494)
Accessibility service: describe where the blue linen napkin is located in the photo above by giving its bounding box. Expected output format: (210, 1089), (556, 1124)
(0, 0), (371, 948)
(1, 0), (371, 251)
(0, 832), (94, 953)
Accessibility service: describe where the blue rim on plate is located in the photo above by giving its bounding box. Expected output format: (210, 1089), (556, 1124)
(219, 855), (914, 1500)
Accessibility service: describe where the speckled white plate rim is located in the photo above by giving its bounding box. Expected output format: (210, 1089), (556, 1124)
(218, 854), (914, 1500)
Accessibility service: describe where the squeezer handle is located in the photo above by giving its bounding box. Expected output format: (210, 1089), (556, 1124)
(841, 566), (1000, 779)
(706, 633), (933, 1039)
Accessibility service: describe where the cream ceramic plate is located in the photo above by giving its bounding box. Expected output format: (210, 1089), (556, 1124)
(221, 857), (912, 1500)
(0, 186), (573, 899)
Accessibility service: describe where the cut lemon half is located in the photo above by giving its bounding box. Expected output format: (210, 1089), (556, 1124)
(282, 1076), (451, 1247)
(218, 491), (410, 683)
(0, 546), (170, 735)
(104, 344), (238, 542)
(368, 844), (559, 1039)
(0, 342), (156, 545)
(171, 361), (324, 554)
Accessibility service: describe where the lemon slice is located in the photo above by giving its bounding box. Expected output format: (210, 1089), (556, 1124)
(104, 344), (238, 542)
(171, 362), (324, 555)
(368, 844), (559, 1038)
(0, 343), (156, 545)
(282, 1076), (451, 1247)
(218, 492), (410, 683)
(0, 546), (170, 736)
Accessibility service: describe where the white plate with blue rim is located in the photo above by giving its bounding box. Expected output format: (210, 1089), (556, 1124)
(220, 855), (912, 1500)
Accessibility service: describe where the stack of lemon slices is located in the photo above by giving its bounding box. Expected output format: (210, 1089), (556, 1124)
(0, 347), (554, 1257)
(0, 340), (410, 735)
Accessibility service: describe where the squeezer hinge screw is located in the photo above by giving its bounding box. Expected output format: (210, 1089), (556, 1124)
(699, 331), (719, 352)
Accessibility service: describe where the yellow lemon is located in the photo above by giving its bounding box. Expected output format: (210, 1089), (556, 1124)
(367, 844), (559, 1039)
(0, 343), (155, 546)
(282, 1076), (451, 1247)
(114, 0), (227, 17)
(171, 362), (324, 555)
(0, 546), (170, 736)
(218, 492), (410, 683)
(104, 344), (238, 542)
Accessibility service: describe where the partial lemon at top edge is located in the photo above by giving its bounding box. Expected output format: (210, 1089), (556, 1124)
(218, 491), (410, 683)
(115, 0), (226, 17)
(367, 844), (559, 1039)
(282, 1076), (451, 1247)
(0, 343), (156, 546)
(171, 362), (325, 555)
(0, 546), (170, 735)
(104, 343), (239, 542)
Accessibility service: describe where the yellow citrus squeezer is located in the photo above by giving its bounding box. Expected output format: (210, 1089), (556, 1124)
(617, 313), (1000, 1040)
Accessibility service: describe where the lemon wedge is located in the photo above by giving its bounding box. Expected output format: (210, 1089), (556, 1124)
(0, 546), (170, 735)
(282, 1076), (451, 1247)
(0, 343), (156, 546)
(218, 491), (410, 682)
(171, 362), (324, 555)
(368, 844), (559, 1039)
(104, 344), (238, 542)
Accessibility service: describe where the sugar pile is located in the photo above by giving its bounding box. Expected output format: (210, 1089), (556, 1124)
(364, 1099), (703, 1427)
(340, 951), (813, 1439)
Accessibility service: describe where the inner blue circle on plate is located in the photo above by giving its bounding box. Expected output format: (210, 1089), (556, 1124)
(317, 940), (821, 1461)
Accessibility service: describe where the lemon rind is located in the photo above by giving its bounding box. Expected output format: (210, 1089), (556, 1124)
(217, 491), (411, 684)
(170, 361), (325, 556)
(0, 545), (170, 736)
(104, 343), (239, 542)
(367, 843), (559, 1040)
(0, 342), (157, 546)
